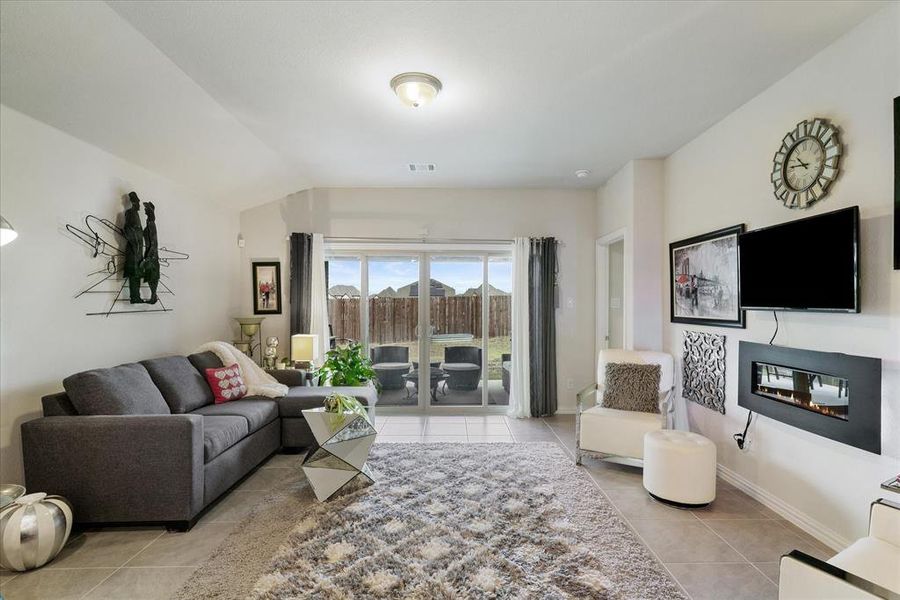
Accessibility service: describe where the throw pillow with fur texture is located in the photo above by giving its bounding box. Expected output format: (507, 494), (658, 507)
(602, 363), (661, 413)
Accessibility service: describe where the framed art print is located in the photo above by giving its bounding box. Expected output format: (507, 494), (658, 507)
(670, 224), (745, 328)
(252, 261), (281, 315)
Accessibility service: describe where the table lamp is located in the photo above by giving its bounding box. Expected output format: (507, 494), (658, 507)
(291, 334), (320, 369)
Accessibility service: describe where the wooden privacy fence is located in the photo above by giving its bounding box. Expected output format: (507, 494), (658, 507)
(328, 296), (511, 344)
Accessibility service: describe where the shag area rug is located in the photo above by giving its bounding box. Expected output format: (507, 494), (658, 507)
(176, 443), (686, 599)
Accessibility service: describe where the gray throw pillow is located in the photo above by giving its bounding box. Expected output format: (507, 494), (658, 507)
(63, 363), (171, 415)
(141, 355), (214, 413)
(602, 363), (661, 413)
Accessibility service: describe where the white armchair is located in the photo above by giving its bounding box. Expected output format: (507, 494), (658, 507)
(575, 349), (675, 466)
(779, 498), (900, 599)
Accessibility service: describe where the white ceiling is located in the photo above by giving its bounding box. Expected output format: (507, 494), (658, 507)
(0, 1), (887, 207)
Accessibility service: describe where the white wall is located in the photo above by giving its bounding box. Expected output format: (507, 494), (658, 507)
(596, 158), (665, 351)
(663, 5), (900, 546)
(238, 187), (597, 412)
(0, 106), (240, 483)
(596, 161), (633, 236)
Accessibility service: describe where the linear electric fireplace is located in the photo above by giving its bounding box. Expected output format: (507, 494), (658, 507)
(738, 342), (881, 454)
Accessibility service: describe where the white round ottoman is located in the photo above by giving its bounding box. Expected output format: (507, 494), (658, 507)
(643, 430), (717, 507)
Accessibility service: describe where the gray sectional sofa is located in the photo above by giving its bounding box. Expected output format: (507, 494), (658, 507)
(21, 351), (376, 530)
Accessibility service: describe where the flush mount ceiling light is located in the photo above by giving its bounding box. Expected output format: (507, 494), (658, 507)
(390, 72), (442, 108)
(575, 169), (591, 178)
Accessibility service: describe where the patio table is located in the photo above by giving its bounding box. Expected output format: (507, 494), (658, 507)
(403, 368), (449, 401)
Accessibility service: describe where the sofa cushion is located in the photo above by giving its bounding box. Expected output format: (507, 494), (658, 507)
(828, 536), (900, 594)
(41, 392), (78, 416)
(202, 415), (249, 463)
(372, 362), (411, 371)
(188, 351), (223, 374)
(141, 355), (214, 414)
(442, 362), (480, 372)
(278, 386), (378, 418)
(579, 405), (662, 459)
(192, 397), (278, 433)
(63, 363), (170, 416)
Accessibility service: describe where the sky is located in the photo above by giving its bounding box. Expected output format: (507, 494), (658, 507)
(327, 256), (512, 294)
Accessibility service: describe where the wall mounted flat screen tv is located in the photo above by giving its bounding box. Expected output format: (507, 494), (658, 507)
(739, 206), (859, 312)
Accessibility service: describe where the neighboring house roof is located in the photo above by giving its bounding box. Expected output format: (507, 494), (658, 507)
(397, 279), (455, 298)
(371, 286), (397, 298)
(462, 283), (510, 296)
(373, 279), (455, 298)
(328, 284), (360, 297)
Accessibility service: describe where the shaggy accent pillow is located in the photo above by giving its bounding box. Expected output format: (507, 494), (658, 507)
(602, 363), (661, 413)
(204, 364), (248, 404)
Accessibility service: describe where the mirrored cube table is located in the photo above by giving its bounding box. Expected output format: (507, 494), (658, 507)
(301, 408), (377, 501)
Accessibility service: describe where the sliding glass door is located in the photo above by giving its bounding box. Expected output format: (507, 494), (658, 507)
(367, 256), (419, 407)
(427, 256), (484, 406)
(325, 245), (512, 411)
(487, 256), (512, 406)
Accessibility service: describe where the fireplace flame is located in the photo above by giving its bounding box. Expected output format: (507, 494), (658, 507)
(755, 384), (847, 421)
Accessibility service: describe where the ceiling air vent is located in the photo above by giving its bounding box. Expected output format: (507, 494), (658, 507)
(408, 163), (436, 172)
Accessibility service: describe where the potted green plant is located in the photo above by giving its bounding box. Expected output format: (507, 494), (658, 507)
(316, 343), (379, 389)
(323, 392), (371, 427)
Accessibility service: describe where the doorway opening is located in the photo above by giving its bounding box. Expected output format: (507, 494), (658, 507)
(596, 229), (630, 354)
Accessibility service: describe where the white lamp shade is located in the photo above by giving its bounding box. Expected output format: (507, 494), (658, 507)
(291, 334), (320, 362)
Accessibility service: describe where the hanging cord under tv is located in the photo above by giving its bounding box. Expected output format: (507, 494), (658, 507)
(735, 311), (777, 450)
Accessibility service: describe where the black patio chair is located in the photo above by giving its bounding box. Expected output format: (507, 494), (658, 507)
(501, 353), (511, 394)
(370, 346), (411, 390)
(442, 346), (482, 391)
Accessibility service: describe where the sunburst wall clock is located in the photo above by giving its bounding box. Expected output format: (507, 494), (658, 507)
(771, 118), (842, 209)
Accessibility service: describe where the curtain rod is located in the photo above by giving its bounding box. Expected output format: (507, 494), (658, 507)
(325, 236), (514, 245)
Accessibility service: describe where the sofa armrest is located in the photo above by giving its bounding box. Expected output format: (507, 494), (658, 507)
(576, 383), (598, 414)
(779, 551), (895, 600)
(574, 384), (598, 464)
(869, 498), (900, 547)
(22, 415), (204, 525)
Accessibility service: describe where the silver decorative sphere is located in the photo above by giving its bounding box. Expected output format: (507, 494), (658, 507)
(0, 492), (73, 571)
(266, 336), (279, 348)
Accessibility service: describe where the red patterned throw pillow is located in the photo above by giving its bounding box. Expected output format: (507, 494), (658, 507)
(204, 364), (247, 404)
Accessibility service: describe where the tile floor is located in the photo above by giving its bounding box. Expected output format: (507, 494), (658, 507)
(0, 414), (834, 600)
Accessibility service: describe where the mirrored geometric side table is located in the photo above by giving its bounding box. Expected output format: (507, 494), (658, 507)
(0, 484), (25, 509)
(301, 408), (376, 501)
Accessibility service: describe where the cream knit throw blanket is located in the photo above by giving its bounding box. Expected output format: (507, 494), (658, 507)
(195, 341), (288, 398)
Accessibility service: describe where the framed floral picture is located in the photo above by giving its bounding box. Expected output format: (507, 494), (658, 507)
(252, 261), (281, 315)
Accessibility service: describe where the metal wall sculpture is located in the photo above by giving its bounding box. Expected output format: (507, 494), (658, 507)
(65, 192), (188, 316)
(682, 330), (727, 414)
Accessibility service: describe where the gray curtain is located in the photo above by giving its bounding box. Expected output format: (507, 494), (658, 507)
(529, 237), (558, 417)
(289, 233), (313, 334)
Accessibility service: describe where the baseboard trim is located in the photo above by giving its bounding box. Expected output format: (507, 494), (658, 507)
(554, 408), (576, 415)
(716, 463), (850, 551)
